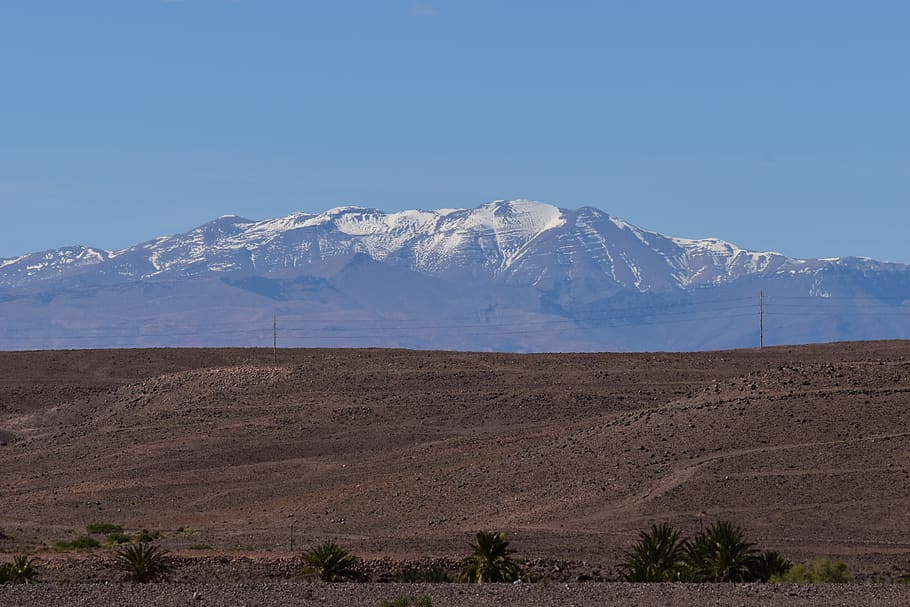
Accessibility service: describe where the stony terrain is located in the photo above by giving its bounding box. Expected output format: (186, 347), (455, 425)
(4, 582), (910, 607)
(2, 342), (910, 604)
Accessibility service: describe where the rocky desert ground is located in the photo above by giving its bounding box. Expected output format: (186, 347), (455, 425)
(2, 342), (910, 605)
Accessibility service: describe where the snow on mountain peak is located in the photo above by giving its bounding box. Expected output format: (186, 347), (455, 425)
(0, 255), (27, 269)
(1, 200), (896, 293)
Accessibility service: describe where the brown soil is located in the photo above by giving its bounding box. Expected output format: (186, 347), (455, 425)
(2, 342), (910, 585)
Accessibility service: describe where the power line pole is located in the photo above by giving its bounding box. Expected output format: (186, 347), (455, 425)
(273, 316), (278, 364)
(759, 290), (764, 350)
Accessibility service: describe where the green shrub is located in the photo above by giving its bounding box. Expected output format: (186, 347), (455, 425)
(461, 531), (521, 583)
(106, 532), (132, 545)
(86, 523), (123, 534)
(619, 520), (794, 583)
(683, 520), (758, 582)
(0, 555), (40, 584)
(6, 555), (39, 584)
(772, 557), (852, 583)
(113, 543), (173, 582)
(55, 535), (102, 550)
(395, 566), (453, 583)
(299, 540), (358, 582)
(620, 523), (687, 582)
(381, 596), (432, 607)
(749, 550), (792, 582)
(187, 544), (213, 551)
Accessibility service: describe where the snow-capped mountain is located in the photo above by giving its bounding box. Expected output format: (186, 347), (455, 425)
(0, 199), (881, 288)
(1, 200), (908, 351)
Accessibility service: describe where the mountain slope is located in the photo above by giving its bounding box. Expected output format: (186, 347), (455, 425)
(1, 200), (908, 351)
(0, 200), (829, 288)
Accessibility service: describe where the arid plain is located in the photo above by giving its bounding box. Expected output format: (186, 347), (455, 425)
(2, 342), (910, 605)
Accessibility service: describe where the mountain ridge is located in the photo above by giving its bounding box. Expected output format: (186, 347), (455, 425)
(1, 199), (908, 352)
(3, 199), (898, 289)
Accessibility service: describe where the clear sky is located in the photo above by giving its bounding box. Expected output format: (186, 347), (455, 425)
(1, 1), (907, 262)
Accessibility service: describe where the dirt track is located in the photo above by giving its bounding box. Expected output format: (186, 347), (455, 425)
(2, 342), (910, 586)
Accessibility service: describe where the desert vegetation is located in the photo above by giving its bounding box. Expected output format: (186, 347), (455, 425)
(0, 522), (886, 589)
(84, 523), (123, 535)
(621, 521), (794, 583)
(52, 523), (164, 552)
(53, 535), (101, 551)
(772, 557), (853, 583)
(460, 531), (525, 583)
(2, 524), (870, 586)
(112, 543), (173, 583)
(395, 566), (453, 583)
(299, 540), (360, 582)
(617, 521), (858, 584)
(0, 555), (40, 584)
(380, 596), (433, 607)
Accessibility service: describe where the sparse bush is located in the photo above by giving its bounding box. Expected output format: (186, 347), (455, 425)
(620, 523), (687, 582)
(113, 543), (173, 582)
(461, 531), (521, 583)
(106, 532), (132, 545)
(299, 540), (358, 582)
(188, 544), (213, 551)
(517, 569), (544, 583)
(395, 566), (453, 583)
(381, 596), (432, 607)
(0, 555), (40, 584)
(134, 529), (161, 543)
(86, 523), (123, 534)
(55, 535), (101, 550)
(772, 557), (852, 583)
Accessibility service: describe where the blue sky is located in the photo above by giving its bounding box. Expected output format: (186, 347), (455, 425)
(2, 1), (907, 262)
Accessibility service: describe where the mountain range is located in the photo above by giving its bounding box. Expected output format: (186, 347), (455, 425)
(2, 199), (909, 351)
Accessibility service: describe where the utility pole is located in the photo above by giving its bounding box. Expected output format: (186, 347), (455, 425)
(273, 316), (278, 364)
(759, 290), (764, 350)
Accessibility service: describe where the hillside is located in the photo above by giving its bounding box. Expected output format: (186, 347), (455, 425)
(2, 342), (909, 580)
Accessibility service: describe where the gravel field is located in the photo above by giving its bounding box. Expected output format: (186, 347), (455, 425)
(4, 582), (910, 607)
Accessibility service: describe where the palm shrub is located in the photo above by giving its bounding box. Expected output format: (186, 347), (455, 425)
(460, 531), (521, 583)
(748, 550), (792, 582)
(113, 542), (173, 582)
(300, 540), (358, 582)
(4, 555), (40, 584)
(683, 520), (758, 582)
(620, 523), (687, 582)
